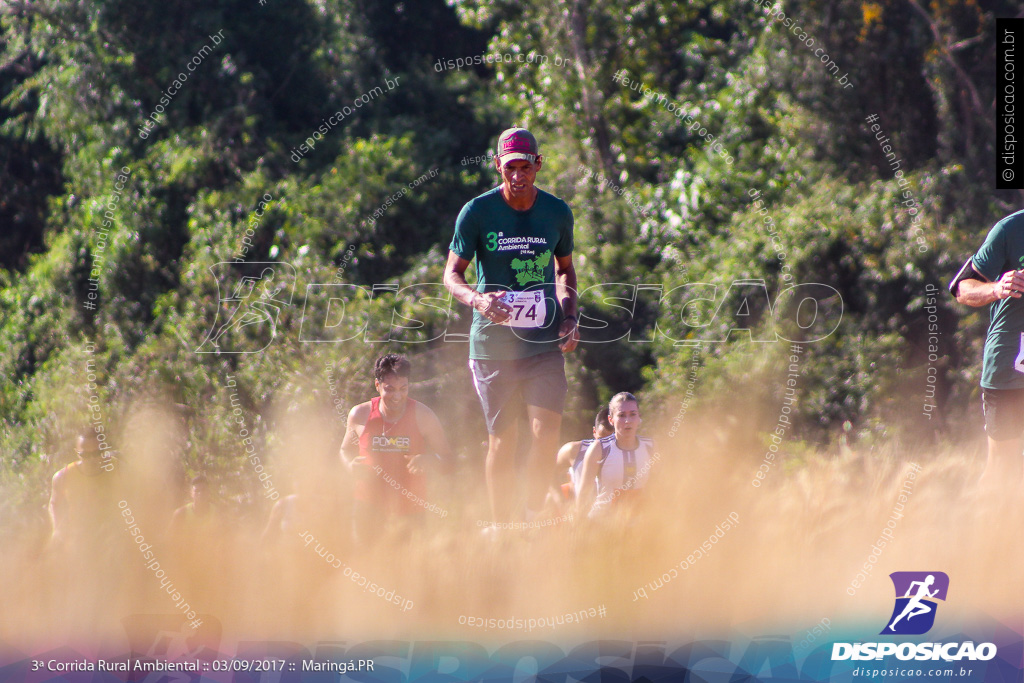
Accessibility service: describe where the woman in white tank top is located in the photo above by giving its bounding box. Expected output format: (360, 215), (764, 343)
(577, 392), (656, 517)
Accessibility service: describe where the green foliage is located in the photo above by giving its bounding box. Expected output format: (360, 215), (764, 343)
(0, 0), (1015, 506)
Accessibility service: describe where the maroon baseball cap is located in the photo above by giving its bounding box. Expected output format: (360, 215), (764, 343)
(496, 127), (539, 166)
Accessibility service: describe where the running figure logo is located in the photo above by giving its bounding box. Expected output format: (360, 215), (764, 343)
(880, 571), (949, 635)
(196, 262), (296, 354)
(510, 251), (551, 287)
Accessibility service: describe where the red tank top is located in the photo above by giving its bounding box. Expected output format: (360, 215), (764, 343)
(356, 397), (427, 514)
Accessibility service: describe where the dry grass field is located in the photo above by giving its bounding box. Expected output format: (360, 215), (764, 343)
(1, 401), (1020, 661)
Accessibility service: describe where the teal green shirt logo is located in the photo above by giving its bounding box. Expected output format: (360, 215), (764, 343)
(510, 251), (551, 286)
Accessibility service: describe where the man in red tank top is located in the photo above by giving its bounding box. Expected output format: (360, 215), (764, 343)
(341, 354), (452, 542)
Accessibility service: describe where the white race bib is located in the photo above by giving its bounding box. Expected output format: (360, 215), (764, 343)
(499, 291), (547, 329)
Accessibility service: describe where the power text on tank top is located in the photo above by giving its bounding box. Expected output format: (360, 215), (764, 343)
(356, 397), (427, 514)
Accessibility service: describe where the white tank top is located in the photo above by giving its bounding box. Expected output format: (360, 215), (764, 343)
(592, 434), (656, 511)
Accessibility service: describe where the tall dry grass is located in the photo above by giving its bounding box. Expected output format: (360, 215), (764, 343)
(1, 400), (1020, 656)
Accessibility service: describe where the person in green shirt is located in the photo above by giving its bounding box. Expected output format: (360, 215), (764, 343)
(443, 128), (579, 527)
(952, 209), (1024, 487)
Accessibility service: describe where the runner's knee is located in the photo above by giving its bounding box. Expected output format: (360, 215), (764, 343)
(488, 432), (517, 457)
(529, 414), (562, 440)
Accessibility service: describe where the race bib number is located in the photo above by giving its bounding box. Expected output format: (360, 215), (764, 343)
(499, 291), (546, 329)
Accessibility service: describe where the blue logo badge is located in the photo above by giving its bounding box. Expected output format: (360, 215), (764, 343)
(880, 572), (949, 635)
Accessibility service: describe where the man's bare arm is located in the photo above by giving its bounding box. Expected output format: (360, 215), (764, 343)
(260, 498), (287, 542)
(443, 251), (511, 323)
(556, 441), (580, 470)
(443, 252), (480, 308)
(554, 255), (579, 352)
(49, 469), (67, 538)
(957, 269), (1024, 307)
(554, 254), (578, 320)
(341, 404), (369, 470)
(957, 279), (1000, 307)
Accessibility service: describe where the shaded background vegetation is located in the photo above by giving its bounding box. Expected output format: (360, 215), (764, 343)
(1, 0), (1020, 518)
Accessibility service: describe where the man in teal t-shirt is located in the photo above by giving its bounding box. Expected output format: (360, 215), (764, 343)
(952, 209), (1024, 487)
(443, 127), (579, 526)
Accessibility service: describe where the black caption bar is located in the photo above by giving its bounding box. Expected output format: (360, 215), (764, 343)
(997, 18), (1023, 190)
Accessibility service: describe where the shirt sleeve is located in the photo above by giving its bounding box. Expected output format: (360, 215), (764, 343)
(553, 202), (574, 258)
(449, 200), (478, 261)
(972, 219), (1009, 282)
